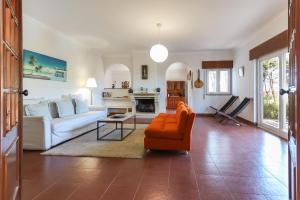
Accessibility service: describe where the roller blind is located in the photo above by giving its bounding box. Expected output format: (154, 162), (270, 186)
(202, 60), (233, 69)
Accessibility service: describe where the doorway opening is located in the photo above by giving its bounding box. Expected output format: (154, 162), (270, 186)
(165, 62), (191, 110)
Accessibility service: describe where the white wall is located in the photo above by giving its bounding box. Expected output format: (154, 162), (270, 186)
(131, 51), (159, 91)
(104, 64), (131, 88)
(23, 15), (104, 104)
(166, 62), (189, 81)
(103, 50), (234, 113)
(232, 9), (288, 122)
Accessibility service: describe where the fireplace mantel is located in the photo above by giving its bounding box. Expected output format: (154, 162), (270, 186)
(131, 92), (159, 97)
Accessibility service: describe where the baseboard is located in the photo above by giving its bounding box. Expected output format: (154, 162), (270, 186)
(236, 116), (257, 126)
(196, 113), (257, 126)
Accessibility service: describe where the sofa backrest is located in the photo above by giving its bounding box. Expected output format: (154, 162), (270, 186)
(176, 105), (188, 135)
(174, 102), (195, 138)
(184, 108), (195, 138)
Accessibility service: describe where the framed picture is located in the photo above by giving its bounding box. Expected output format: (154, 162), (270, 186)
(23, 50), (67, 82)
(238, 66), (244, 77)
(141, 65), (148, 80)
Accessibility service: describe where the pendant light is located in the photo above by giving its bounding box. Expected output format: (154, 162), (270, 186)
(150, 23), (168, 63)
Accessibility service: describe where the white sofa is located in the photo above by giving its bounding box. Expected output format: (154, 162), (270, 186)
(23, 102), (107, 150)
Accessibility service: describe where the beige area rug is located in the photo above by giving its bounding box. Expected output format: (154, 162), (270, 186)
(41, 124), (148, 159)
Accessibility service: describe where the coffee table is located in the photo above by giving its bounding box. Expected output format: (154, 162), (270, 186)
(97, 114), (136, 141)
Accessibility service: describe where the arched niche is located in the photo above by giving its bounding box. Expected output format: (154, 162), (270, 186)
(165, 62), (190, 81)
(104, 64), (131, 88)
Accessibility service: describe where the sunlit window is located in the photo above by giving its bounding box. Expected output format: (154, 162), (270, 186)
(208, 71), (217, 93)
(206, 69), (231, 95)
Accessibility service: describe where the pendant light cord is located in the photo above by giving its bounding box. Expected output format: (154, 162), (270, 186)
(157, 23), (162, 44)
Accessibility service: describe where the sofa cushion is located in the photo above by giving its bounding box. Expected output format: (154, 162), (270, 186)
(165, 117), (177, 123)
(158, 113), (176, 118)
(26, 102), (52, 119)
(56, 100), (75, 117)
(145, 122), (182, 140)
(51, 111), (106, 133)
(151, 116), (165, 123)
(75, 98), (89, 114)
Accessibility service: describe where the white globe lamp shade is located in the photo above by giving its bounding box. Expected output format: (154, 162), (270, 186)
(150, 44), (168, 63)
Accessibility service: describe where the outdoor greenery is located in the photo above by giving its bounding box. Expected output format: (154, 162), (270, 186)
(262, 58), (279, 120)
(263, 96), (279, 120)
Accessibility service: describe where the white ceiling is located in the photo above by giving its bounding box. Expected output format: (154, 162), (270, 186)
(23, 0), (287, 54)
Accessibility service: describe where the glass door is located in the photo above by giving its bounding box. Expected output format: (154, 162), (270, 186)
(258, 50), (289, 138)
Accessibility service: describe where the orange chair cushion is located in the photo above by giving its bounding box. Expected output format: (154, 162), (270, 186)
(158, 113), (176, 118)
(151, 116), (165, 123)
(145, 122), (183, 140)
(165, 117), (177, 123)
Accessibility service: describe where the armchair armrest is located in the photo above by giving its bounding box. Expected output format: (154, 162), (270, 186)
(23, 116), (52, 150)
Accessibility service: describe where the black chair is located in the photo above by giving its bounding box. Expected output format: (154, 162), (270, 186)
(217, 98), (251, 126)
(209, 96), (238, 116)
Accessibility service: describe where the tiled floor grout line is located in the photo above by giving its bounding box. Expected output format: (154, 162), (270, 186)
(132, 169), (146, 200)
(166, 157), (172, 200)
(190, 153), (203, 200)
(261, 164), (288, 189)
(31, 181), (58, 200)
(98, 167), (123, 200)
(209, 150), (235, 198)
(65, 183), (81, 200)
(210, 152), (288, 197)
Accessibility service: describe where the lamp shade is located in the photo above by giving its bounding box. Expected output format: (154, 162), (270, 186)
(85, 78), (97, 88)
(150, 44), (168, 63)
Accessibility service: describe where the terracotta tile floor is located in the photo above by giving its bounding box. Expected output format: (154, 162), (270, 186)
(22, 117), (288, 200)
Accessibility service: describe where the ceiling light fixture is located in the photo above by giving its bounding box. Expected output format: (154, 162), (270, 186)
(150, 23), (168, 63)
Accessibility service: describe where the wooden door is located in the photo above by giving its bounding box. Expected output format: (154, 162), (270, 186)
(286, 0), (300, 199)
(0, 0), (23, 199)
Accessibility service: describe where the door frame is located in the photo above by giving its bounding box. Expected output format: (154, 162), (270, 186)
(257, 48), (288, 139)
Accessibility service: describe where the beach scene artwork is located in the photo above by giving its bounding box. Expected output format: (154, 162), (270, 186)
(23, 50), (67, 82)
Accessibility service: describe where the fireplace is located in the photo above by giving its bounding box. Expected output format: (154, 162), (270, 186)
(130, 93), (160, 117)
(136, 98), (155, 113)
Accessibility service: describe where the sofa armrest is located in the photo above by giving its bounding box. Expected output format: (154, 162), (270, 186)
(23, 116), (52, 150)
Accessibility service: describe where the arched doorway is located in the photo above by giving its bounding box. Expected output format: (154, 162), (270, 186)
(165, 62), (192, 109)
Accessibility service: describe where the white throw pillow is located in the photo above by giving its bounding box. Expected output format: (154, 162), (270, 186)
(56, 100), (75, 118)
(75, 98), (89, 114)
(26, 102), (52, 119)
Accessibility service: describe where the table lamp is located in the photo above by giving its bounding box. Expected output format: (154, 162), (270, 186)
(86, 77), (97, 105)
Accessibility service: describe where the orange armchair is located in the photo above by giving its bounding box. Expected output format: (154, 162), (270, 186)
(144, 102), (195, 151)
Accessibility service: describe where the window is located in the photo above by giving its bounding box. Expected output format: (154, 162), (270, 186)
(206, 69), (231, 95)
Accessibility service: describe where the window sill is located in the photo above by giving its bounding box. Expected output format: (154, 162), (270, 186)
(205, 93), (232, 96)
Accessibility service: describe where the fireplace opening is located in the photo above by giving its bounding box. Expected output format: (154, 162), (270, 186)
(136, 98), (155, 113)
